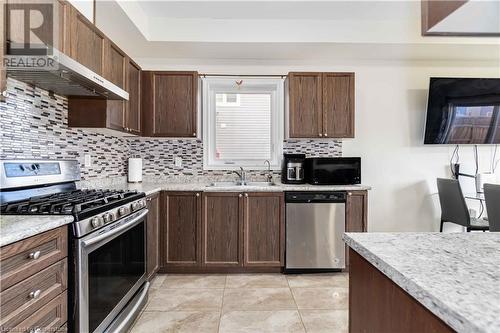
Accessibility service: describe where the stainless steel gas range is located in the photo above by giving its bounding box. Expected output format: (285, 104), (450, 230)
(0, 160), (150, 333)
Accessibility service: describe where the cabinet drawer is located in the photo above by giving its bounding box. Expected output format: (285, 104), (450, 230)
(0, 227), (67, 291)
(14, 291), (67, 333)
(0, 259), (67, 330)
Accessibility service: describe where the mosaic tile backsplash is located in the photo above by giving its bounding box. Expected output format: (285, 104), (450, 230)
(1, 79), (342, 180)
(0, 79), (129, 179)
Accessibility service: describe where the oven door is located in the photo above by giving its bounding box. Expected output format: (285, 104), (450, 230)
(76, 209), (148, 333)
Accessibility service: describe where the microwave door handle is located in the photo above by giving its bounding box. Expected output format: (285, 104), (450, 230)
(82, 209), (148, 248)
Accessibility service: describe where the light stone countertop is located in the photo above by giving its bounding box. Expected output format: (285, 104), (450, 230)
(94, 180), (371, 196)
(0, 178), (370, 247)
(0, 215), (74, 247)
(343, 232), (500, 333)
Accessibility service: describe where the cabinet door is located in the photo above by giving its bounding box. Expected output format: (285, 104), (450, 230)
(202, 193), (243, 267)
(103, 40), (126, 89)
(55, 0), (71, 55)
(161, 192), (202, 271)
(69, 7), (105, 75)
(146, 193), (160, 279)
(345, 190), (368, 269)
(288, 72), (323, 138)
(143, 71), (198, 137)
(125, 59), (141, 135)
(243, 192), (284, 267)
(322, 73), (355, 138)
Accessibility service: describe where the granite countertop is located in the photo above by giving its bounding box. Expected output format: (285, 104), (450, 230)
(0, 215), (74, 247)
(96, 181), (372, 196)
(343, 232), (500, 333)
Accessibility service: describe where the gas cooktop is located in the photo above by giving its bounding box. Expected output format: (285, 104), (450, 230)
(1, 188), (145, 220)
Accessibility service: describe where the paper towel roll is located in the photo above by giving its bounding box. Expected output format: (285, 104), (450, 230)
(128, 158), (142, 183)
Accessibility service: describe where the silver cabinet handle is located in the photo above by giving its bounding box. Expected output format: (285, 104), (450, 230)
(196, 193), (200, 197)
(238, 194), (242, 198)
(324, 133), (328, 137)
(30, 328), (41, 333)
(244, 193), (248, 197)
(29, 251), (41, 260)
(193, 133), (196, 136)
(29, 289), (42, 299)
(319, 133), (323, 137)
(146, 198), (152, 202)
(348, 192), (352, 196)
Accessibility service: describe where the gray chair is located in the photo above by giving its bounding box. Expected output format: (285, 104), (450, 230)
(436, 178), (489, 232)
(484, 183), (500, 232)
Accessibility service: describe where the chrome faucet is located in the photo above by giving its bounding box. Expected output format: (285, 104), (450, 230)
(264, 160), (274, 184)
(234, 167), (246, 185)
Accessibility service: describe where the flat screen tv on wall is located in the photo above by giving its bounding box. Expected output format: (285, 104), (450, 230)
(424, 78), (500, 144)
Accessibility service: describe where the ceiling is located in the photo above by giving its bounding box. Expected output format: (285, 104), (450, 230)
(94, 0), (500, 67)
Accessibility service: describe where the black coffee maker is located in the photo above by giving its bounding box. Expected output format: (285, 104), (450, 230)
(281, 154), (306, 184)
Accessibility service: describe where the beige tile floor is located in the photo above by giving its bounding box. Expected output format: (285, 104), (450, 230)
(130, 273), (349, 333)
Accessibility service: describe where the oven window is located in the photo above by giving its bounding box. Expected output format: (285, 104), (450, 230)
(88, 222), (145, 332)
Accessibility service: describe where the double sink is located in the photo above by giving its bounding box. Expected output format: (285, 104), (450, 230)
(206, 181), (276, 188)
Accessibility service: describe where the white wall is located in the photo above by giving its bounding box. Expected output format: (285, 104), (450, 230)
(138, 59), (500, 232)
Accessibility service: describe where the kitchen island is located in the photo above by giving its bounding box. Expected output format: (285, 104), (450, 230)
(343, 232), (500, 333)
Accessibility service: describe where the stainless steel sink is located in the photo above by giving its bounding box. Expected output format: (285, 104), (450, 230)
(206, 181), (276, 188)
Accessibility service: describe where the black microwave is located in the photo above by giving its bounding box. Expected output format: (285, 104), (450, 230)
(305, 157), (361, 185)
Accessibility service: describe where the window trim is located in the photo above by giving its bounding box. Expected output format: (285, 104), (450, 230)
(202, 77), (284, 170)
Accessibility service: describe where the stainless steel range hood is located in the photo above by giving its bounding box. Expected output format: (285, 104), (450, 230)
(6, 49), (129, 100)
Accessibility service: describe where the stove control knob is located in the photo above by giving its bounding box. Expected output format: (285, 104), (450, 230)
(131, 202), (142, 211)
(118, 207), (128, 217)
(91, 217), (103, 229)
(139, 199), (146, 208)
(102, 213), (113, 223)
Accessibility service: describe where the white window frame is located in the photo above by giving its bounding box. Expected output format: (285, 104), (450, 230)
(202, 77), (284, 170)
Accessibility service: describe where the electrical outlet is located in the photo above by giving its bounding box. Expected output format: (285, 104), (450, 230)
(84, 154), (92, 167)
(174, 156), (182, 168)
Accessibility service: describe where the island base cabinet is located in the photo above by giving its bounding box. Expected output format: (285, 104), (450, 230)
(349, 249), (454, 333)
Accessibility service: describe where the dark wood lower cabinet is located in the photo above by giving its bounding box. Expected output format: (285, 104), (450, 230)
(243, 192), (284, 267)
(0, 227), (68, 332)
(349, 249), (453, 333)
(146, 193), (160, 279)
(202, 193), (243, 268)
(345, 190), (368, 270)
(160, 192), (202, 272)
(159, 190), (364, 273)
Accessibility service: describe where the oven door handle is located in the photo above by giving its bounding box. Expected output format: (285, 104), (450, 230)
(82, 209), (148, 247)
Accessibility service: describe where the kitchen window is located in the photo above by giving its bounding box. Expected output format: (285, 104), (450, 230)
(202, 77), (284, 170)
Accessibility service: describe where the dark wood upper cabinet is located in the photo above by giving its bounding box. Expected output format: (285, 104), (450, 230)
(288, 71), (355, 138)
(5, 0), (70, 56)
(69, 6), (105, 75)
(68, 54), (142, 136)
(125, 59), (142, 135)
(243, 192), (284, 267)
(288, 72), (323, 138)
(146, 193), (160, 280)
(160, 192), (202, 272)
(142, 71), (198, 137)
(323, 73), (355, 138)
(202, 193), (243, 267)
(102, 40), (127, 89)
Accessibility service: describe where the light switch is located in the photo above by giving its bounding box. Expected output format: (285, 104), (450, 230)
(174, 157), (182, 168)
(84, 154), (92, 167)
